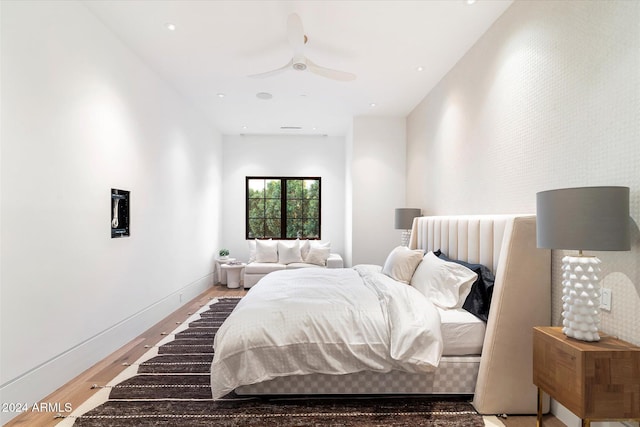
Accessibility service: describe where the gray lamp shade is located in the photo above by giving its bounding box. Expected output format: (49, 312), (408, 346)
(536, 186), (630, 251)
(395, 208), (421, 230)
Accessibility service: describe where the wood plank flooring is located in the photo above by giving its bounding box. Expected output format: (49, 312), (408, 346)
(4, 284), (564, 427)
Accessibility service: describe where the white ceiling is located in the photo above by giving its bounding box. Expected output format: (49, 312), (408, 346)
(82, 0), (513, 137)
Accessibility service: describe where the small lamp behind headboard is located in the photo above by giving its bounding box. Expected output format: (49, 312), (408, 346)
(395, 208), (421, 247)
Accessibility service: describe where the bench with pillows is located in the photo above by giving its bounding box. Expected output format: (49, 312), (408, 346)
(243, 239), (344, 288)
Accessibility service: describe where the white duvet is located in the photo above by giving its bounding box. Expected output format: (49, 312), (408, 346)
(210, 265), (443, 399)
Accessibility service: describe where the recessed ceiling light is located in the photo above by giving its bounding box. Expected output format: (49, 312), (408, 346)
(416, 66), (424, 72)
(217, 93), (225, 98)
(256, 92), (273, 100)
(242, 125), (247, 130)
(466, 0), (477, 4)
(369, 103), (377, 108)
(165, 22), (176, 31)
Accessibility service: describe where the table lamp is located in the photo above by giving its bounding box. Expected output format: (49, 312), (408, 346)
(536, 186), (630, 341)
(395, 208), (421, 246)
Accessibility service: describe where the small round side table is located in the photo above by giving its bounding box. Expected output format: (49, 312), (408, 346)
(215, 258), (235, 284)
(220, 263), (246, 289)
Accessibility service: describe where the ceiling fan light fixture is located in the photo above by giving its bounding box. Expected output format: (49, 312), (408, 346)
(293, 62), (307, 71)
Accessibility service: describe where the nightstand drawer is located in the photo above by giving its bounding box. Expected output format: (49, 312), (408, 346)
(533, 328), (584, 416)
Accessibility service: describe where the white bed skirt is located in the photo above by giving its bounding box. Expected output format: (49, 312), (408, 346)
(235, 356), (480, 396)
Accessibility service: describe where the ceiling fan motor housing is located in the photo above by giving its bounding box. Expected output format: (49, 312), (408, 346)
(293, 62), (307, 71)
(292, 55), (307, 71)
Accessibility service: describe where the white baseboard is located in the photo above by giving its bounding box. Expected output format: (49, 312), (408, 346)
(0, 273), (212, 425)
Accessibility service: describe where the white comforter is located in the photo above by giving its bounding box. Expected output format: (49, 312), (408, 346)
(210, 265), (443, 399)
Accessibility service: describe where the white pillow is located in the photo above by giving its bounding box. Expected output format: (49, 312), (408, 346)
(299, 239), (310, 259)
(247, 239), (257, 263)
(305, 246), (330, 266)
(278, 240), (303, 264)
(411, 251), (478, 309)
(255, 239), (278, 263)
(381, 246), (424, 284)
(300, 240), (330, 259)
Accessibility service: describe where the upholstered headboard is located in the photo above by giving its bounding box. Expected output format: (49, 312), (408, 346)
(409, 215), (551, 415)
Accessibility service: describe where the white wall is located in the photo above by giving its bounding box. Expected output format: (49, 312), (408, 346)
(344, 125), (354, 266)
(407, 2), (639, 426)
(221, 117), (407, 269)
(350, 117), (407, 266)
(0, 2), (223, 422)
(221, 134), (345, 262)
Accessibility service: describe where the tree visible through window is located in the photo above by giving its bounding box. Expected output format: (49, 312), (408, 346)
(246, 177), (321, 239)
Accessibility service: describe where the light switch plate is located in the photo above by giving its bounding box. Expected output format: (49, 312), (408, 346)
(600, 288), (612, 311)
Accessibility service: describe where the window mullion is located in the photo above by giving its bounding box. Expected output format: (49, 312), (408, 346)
(262, 178), (267, 238)
(281, 179), (287, 239)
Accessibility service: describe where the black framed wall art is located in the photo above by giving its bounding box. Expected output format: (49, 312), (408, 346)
(111, 188), (130, 238)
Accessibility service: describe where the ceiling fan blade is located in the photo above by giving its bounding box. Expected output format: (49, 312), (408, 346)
(306, 59), (356, 81)
(248, 59), (293, 78)
(287, 13), (305, 55)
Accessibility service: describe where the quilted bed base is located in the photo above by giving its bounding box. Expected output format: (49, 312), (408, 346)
(235, 356), (480, 396)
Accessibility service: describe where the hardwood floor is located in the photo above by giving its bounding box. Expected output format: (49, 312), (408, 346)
(5, 283), (564, 427)
(501, 414), (565, 427)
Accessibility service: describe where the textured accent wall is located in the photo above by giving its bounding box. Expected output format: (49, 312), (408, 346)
(407, 1), (639, 345)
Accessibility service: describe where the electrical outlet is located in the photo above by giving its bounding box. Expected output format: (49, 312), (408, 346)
(600, 288), (612, 311)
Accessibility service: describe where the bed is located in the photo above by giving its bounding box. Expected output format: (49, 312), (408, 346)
(211, 214), (551, 415)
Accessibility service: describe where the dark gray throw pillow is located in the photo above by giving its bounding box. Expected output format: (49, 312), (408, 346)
(436, 251), (495, 322)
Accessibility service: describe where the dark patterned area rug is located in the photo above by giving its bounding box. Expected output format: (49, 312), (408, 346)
(70, 297), (485, 426)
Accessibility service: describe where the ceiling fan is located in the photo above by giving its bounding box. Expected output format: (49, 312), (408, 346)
(249, 13), (356, 82)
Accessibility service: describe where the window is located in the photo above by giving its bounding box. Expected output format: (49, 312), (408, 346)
(246, 177), (321, 239)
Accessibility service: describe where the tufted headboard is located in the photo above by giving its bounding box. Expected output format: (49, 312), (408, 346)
(409, 215), (551, 415)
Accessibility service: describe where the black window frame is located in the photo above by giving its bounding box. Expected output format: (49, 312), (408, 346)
(246, 176), (321, 240)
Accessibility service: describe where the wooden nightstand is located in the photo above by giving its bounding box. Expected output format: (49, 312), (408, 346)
(533, 326), (640, 427)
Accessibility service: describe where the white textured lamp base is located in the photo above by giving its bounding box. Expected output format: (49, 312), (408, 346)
(561, 255), (601, 342)
(400, 230), (411, 247)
